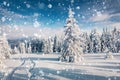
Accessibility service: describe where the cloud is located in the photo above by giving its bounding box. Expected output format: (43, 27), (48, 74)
(0, 25), (64, 39)
(0, 7), (32, 22)
(107, 22), (120, 28)
(89, 12), (120, 22)
(89, 13), (110, 22)
(0, 8), (22, 18)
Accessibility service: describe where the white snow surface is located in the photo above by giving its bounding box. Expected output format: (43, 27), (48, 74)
(1, 53), (120, 80)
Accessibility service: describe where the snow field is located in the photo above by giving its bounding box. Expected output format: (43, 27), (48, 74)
(0, 53), (120, 80)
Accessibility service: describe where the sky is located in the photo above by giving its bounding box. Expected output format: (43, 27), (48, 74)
(0, 0), (120, 38)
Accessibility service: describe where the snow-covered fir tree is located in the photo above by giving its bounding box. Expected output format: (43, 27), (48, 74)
(27, 43), (32, 53)
(111, 27), (120, 53)
(0, 35), (11, 59)
(60, 7), (84, 62)
(53, 35), (57, 52)
(13, 46), (20, 54)
(53, 35), (63, 53)
(89, 29), (101, 53)
(100, 28), (108, 53)
(47, 37), (53, 53)
(81, 32), (88, 53)
(43, 38), (53, 54)
(19, 42), (26, 53)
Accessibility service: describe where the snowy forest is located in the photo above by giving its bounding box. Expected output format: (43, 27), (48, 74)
(7, 27), (120, 54)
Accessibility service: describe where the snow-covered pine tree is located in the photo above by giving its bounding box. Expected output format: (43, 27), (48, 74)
(60, 7), (83, 63)
(13, 46), (20, 54)
(43, 40), (48, 54)
(41, 37), (54, 54)
(0, 35), (11, 59)
(111, 27), (119, 53)
(27, 43), (32, 53)
(46, 37), (53, 54)
(19, 42), (26, 53)
(53, 35), (57, 52)
(89, 29), (101, 53)
(101, 28), (108, 53)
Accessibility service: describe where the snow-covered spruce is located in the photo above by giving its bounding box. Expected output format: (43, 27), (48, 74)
(13, 46), (20, 54)
(60, 8), (84, 63)
(19, 42), (26, 53)
(0, 35), (11, 71)
(0, 35), (11, 59)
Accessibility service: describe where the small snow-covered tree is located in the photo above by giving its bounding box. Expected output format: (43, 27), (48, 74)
(43, 40), (48, 54)
(43, 38), (53, 54)
(0, 35), (11, 59)
(13, 46), (20, 54)
(19, 42), (26, 53)
(111, 27), (120, 53)
(48, 38), (53, 53)
(100, 28), (108, 53)
(60, 8), (83, 63)
(89, 29), (101, 53)
(53, 35), (57, 52)
(27, 43), (32, 53)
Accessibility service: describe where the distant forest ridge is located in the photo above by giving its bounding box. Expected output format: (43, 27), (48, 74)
(8, 27), (120, 53)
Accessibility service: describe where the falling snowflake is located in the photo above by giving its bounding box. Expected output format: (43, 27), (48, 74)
(24, 22), (27, 25)
(62, 3), (65, 6)
(1, 17), (6, 22)
(33, 20), (40, 28)
(57, 19), (60, 21)
(88, 8), (91, 10)
(13, 25), (18, 31)
(77, 14), (80, 17)
(3, 1), (7, 6)
(3, 32), (7, 36)
(48, 4), (52, 8)
(46, 22), (49, 25)
(56, 70), (61, 74)
(103, 2), (105, 5)
(22, 34), (26, 37)
(97, 12), (102, 16)
(26, 4), (31, 8)
(76, 6), (80, 10)
(71, 0), (74, 3)
(58, 3), (61, 6)
(108, 77), (111, 80)
(103, 6), (107, 9)
(34, 33), (39, 37)
(8, 18), (12, 21)
(24, 2), (26, 4)
(34, 13), (39, 17)
(17, 6), (20, 9)
(82, 16), (85, 19)
(38, 2), (45, 9)
(7, 3), (10, 7)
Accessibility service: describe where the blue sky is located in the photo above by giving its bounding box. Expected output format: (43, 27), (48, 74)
(0, 0), (120, 30)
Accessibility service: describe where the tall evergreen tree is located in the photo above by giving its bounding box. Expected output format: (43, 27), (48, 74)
(90, 29), (101, 53)
(60, 8), (83, 62)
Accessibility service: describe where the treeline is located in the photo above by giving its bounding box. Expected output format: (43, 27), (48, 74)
(8, 27), (120, 54)
(8, 36), (63, 54)
(83, 28), (120, 53)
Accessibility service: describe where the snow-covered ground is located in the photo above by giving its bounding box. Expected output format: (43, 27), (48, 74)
(1, 53), (120, 80)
